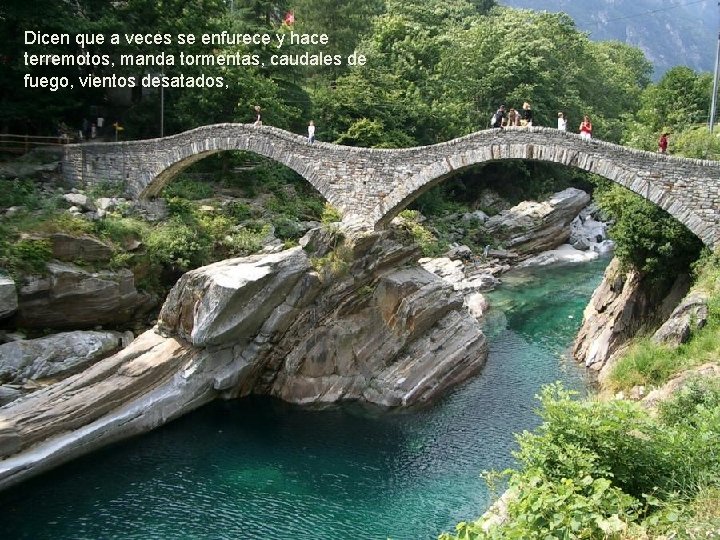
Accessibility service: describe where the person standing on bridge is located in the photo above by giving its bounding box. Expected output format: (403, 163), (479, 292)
(579, 115), (592, 140)
(521, 102), (533, 127)
(658, 132), (669, 154)
(491, 105), (506, 128)
(308, 120), (315, 144)
(253, 105), (262, 126)
(557, 112), (567, 131)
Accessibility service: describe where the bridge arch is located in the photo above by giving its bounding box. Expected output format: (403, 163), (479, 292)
(367, 129), (720, 247)
(373, 138), (702, 227)
(135, 125), (330, 200)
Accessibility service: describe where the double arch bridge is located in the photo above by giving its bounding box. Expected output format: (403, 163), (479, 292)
(62, 124), (720, 247)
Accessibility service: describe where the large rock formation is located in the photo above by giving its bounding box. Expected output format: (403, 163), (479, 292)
(158, 227), (488, 406)
(15, 261), (154, 329)
(572, 258), (690, 374)
(485, 188), (590, 256)
(0, 226), (488, 490)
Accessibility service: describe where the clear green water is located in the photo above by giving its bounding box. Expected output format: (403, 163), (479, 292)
(0, 257), (609, 540)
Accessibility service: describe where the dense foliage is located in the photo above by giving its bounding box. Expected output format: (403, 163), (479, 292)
(594, 181), (703, 284)
(440, 382), (720, 539)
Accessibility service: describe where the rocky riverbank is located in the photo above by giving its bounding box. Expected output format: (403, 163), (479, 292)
(0, 225), (488, 490)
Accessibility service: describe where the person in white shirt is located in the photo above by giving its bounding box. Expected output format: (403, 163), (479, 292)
(308, 120), (315, 143)
(557, 112), (567, 131)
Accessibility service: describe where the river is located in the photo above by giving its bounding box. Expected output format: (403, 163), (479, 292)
(0, 256), (609, 539)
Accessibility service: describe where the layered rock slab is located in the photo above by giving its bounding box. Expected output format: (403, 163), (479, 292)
(159, 230), (488, 407)
(485, 188), (590, 256)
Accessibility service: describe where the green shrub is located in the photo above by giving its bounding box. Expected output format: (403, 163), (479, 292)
(1, 237), (52, 275)
(595, 184), (703, 285)
(659, 377), (720, 427)
(442, 383), (720, 540)
(0, 178), (44, 209)
(272, 216), (302, 241)
(95, 216), (149, 247)
(145, 218), (212, 271)
(223, 201), (253, 222)
(396, 211), (447, 257)
(165, 196), (195, 219)
(26, 212), (95, 236)
(222, 226), (267, 256)
(321, 203), (342, 223)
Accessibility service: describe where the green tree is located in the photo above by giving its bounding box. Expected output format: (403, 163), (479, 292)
(595, 183), (703, 284)
(623, 66), (712, 150)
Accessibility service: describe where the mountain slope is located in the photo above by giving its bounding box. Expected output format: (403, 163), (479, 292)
(499, 0), (717, 78)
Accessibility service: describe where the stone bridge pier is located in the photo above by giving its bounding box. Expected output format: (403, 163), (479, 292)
(62, 124), (720, 247)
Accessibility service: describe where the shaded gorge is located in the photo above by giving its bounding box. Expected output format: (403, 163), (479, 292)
(0, 257), (610, 540)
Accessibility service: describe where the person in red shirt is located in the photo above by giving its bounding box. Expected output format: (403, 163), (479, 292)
(579, 115), (592, 140)
(658, 133), (669, 154)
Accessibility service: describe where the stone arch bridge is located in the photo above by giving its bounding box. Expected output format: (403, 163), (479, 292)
(62, 124), (720, 247)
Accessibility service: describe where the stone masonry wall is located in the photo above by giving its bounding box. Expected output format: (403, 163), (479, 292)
(62, 124), (720, 247)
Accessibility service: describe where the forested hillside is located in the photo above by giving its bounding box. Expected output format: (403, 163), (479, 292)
(500, 0), (716, 78)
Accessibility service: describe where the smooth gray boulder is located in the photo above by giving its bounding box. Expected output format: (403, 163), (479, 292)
(0, 330), (125, 385)
(652, 292), (709, 347)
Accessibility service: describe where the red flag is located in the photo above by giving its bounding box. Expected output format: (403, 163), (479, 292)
(283, 11), (295, 26)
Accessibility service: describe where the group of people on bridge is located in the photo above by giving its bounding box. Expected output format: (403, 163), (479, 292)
(491, 103), (594, 139)
(490, 103), (671, 153)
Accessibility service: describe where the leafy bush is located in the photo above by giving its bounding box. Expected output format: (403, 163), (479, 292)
(222, 225), (269, 257)
(22, 212), (95, 236)
(441, 383), (720, 540)
(659, 377), (720, 427)
(95, 216), (149, 247)
(321, 203), (342, 223)
(272, 216), (302, 241)
(0, 178), (44, 209)
(145, 218), (212, 271)
(223, 200), (253, 221)
(396, 210), (447, 256)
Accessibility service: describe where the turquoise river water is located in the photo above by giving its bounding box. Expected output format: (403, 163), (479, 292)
(0, 257), (609, 540)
